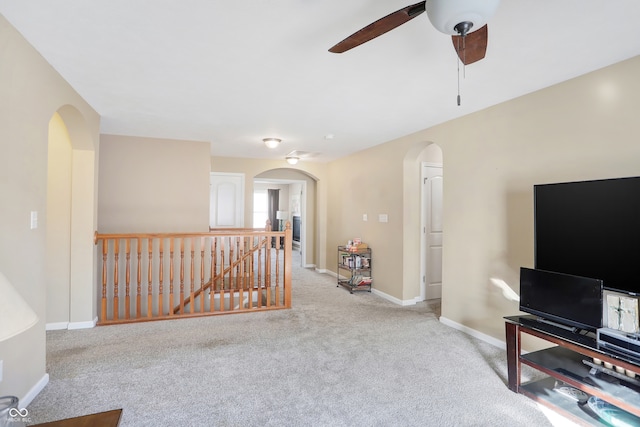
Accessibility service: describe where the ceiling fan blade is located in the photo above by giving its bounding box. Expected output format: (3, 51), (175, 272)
(329, 1), (426, 53)
(451, 25), (488, 65)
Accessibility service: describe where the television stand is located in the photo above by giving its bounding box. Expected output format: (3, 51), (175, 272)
(505, 315), (640, 426)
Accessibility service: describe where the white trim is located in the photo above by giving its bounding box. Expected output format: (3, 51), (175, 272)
(19, 373), (49, 407)
(315, 268), (328, 274)
(45, 322), (69, 331)
(68, 316), (98, 330)
(371, 288), (421, 306)
(439, 316), (506, 349)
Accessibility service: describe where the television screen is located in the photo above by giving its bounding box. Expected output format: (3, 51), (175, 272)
(519, 267), (603, 331)
(534, 176), (640, 295)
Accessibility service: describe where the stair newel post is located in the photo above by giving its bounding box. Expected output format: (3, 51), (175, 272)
(136, 237), (142, 318)
(125, 239), (131, 319)
(158, 238), (164, 316)
(113, 238), (120, 321)
(190, 237), (195, 314)
(101, 238), (108, 323)
(179, 238), (185, 315)
(147, 238), (153, 318)
(284, 221), (292, 308)
(169, 238), (174, 317)
(200, 236), (206, 313)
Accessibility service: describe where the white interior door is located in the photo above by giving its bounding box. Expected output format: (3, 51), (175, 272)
(210, 173), (244, 228)
(421, 163), (443, 300)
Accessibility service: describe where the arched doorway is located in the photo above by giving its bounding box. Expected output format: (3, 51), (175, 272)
(253, 168), (318, 268)
(46, 106), (97, 329)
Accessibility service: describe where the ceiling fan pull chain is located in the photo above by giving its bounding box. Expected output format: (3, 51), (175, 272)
(456, 37), (463, 106)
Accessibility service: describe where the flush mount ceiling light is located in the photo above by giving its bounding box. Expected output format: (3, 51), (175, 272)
(286, 156), (299, 165)
(263, 138), (281, 149)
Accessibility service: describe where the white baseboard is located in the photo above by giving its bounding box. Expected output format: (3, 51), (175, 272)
(371, 289), (421, 306)
(315, 268), (328, 274)
(439, 316), (506, 349)
(45, 322), (69, 331)
(20, 373), (49, 407)
(68, 317), (98, 330)
(46, 317), (97, 331)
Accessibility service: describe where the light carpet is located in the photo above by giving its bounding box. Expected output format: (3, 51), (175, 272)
(27, 252), (553, 426)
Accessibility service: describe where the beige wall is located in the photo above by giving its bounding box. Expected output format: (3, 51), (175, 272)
(98, 135), (211, 233)
(0, 16), (100, 401)
(327, 55), (640, 346)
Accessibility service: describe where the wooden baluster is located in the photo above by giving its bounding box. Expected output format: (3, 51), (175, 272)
(180, 238), (185, 315)
(248, 238), (255, 309)
(136, 238), (142, 318)
(113, 239), (120, 321)
(256, 240), (264, 309)
(214, 236), (217, 311)
(190, 237), (195, 314)
(238, 238), (244, 309)
(229, 237), (235, 310)
(101, 239), (108, 323)
(169, 239), (174, 317)
(125, 239), (131, 319)
(147, 239), (153, 318)
(158, 238), (164, 316)
(200, 237), (205, 313)
(220, 238), (225, 312)
(262, 237), (271, 309)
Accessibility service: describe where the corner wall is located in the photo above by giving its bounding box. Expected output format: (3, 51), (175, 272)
(0, 15), (100, 401)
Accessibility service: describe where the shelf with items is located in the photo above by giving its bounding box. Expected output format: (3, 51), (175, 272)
(337, 245), (372, 294)
(505, 315), (640, 426)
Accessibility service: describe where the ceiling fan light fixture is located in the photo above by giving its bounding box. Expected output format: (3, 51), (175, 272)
(426, 0), (500, 36)
(286, 156), (299, 165)
(263, 138), (281, 149)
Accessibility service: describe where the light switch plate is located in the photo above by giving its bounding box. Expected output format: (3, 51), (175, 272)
(362, 214), (368, 221)
(378, 214), (388, 223)
(0, 359), (3, 382)
(30, 211), (38, 229)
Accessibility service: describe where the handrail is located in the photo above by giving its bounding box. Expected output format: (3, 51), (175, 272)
(94, 222), (292, 325)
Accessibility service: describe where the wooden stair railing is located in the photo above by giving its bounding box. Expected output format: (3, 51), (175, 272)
(94, 222), (292, 325)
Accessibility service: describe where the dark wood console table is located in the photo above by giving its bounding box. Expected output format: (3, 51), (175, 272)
(505, 315), (640, 425)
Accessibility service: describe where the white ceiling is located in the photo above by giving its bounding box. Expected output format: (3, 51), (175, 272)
(2, 1), (639, 163)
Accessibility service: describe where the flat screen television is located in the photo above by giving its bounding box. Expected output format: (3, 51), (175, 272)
(519, 267), (603, 331)
(534, 176), (640, 295)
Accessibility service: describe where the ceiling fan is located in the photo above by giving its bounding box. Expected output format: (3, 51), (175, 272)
(329, 0), (500, 66)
